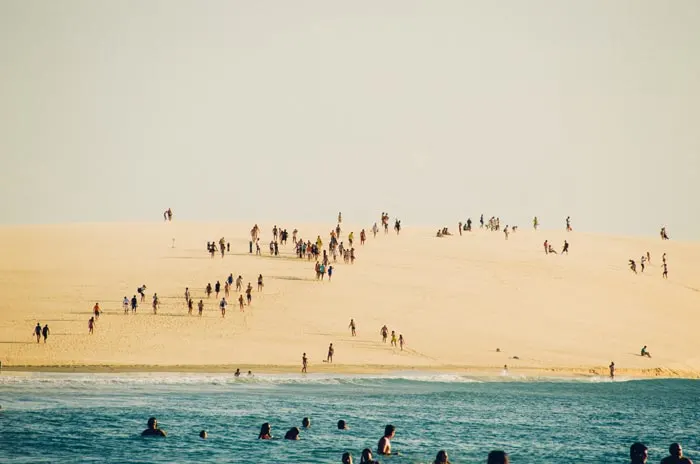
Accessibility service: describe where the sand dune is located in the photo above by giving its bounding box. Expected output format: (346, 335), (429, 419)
(0, 221), (698, 378)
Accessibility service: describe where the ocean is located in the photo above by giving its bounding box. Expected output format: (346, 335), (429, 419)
(0, 372), (698, 463)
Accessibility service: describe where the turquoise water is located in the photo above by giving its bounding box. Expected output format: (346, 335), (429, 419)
(1, 373), (698, 463)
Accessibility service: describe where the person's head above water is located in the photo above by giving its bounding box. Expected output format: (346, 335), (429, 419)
(284, 427), (300, 440)
(302, 417), (310, 428)
(360, 448), (374, 463)
(384, 424), (395, 438)
(487, 450), (509, 464)
(669, 442), (683, 458)
(199, 430), (207, 439)
(434, 450), (450, 464)
(258, 422), (272, 439)
(342, 451), (353, 464)
(630, 442), (648, 464)
(141, 417), (166, 437)
(337, 419), (348, 430)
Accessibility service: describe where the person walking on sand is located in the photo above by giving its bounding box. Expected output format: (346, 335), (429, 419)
(219, 297), (227, 317)
(93, 302), (101, 320)
(131, 295), (138, 313)
(372, 222), (378, 238)
(544, 240), (549, 255)
(328, 265), (334, 281)
(327, 343), (334, 363)
(609, 361), (615, 380)
(504, 225), (509, 240)
(533, 216), (539, 230)
(562, 240), (569, 254)
(246, 283), (253, 305)
(640, 255), (646, 272)
(138, 284), (147, 303)
(123, 296), (129, 314)
(629, 260), (637, 274)
(152, 293), (159, 314)
(257, 274), (264, 292)
(663, 262), (668, 279)
(458, 222), (463, 236)
(381, 325), (389, 343)
(198, 299), (204, 316)
(302, 353), (308, 373)
(390, 331), (397, 347)
(349, 318), (356, 337)
(34, 323), (41, 343)
(236, 275), (243, 292)
(399, 334), (405, 351)
(88, 316), (95, 334)
(215, 281), (221, 299)
(41, 324), (49, 343)
(206, 282), (212, 298)
(566, 216), (572, 231)
(238, 294), (245, 311)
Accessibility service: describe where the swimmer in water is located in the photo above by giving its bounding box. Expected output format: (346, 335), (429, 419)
(630, 443), (648, 464)
(234, 368), (241, 377)
(284, 427), (300, 440)
(434, 450), (451, 464)
(660, 442), (692, 464)
(342, 452), (353, 464)
(199, 430), (207, 439)
(258, 422), (272, 439)
(141, 417), (167, 437)
(302, 417), (310, 428)
(377, 424), (396, 455)
(360, 448), (379, 464)
(337, 419), (348, 430)
(487, 450), (509, 464)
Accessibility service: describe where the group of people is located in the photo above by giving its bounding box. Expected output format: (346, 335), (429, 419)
(628, 252), (668, 278)
(380, 324), (405, 350)
(543, 239), (569, 255)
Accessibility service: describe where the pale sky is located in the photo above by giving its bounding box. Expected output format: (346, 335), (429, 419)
(1, 1), (698, 238)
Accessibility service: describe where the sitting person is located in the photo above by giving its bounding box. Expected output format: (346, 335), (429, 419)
(437, 229), (443, 237)
(141, 417), (166, 437)
(641, 345), (652, 358)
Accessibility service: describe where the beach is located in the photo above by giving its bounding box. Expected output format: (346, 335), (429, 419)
(1, 221), (699, 379)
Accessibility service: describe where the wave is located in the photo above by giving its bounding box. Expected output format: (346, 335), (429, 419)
(0, 371), (647, 387)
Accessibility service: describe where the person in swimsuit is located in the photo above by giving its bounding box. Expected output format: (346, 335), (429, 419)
(284, 427), (300, 440)
(42, 324), (49, 343)
(663, 263), (668, 279)
(93, 302), (101, 320)
(88, 317), (95, 334)
(342, 452), (353, 464)
(215, 281), (221, 298)
(349, 319), (356, 336)
(34, 323), (41, 343)
(302, 417), (311, 428)
(381, 325), (388, 343)
(246, 284), (252, 305)
(630, 442), (648, 464)
(327, 343), (334, 363)
(239, 295), (245, 311)
(377, 424), (396, 455)
(258, 423), (272, 439)
(123, 297), (129, 314)
(609, 361), (615, 379)
(206, 283), (212, 298)
(257, 274), (264, 291)
(399, 334), (405, 351)
(152, 294), (159, 314)
(390, 331), (397, 347)
(187, 298), (193, 315)
(487, 451), (510, 464)
(199, 430), (207, 439)
(141, 417), (166, 437)
(302, 353), (308, 373)
(434, 450), (451, 464)
(198, 299), (204, 316)
(660, 442), (693, 464)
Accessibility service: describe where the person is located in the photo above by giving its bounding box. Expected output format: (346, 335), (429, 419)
(661, 442), (693, 464)
(258, 422), (272, 439)
(349, 318), (356, 336)
(342, 452), (353, 464)
(219, 298), (227, 317)
(663, 263), (668, 279)
(199, 430), (207, 439)
(629, 260), (637, 274)
(630, 442), (648, 464)
(487, 450), (509, 464)
(141, 417), (167, 437)
(640, 255), (646, 272)
(302, 417), (311, 428)
(391, 331), (397, 347)
(284, 427), (300, 440)
(337, 419), (348, 430)
(152, 293), (159, 314)
(131, 295), (138, 313)
(360, 448), (379, 464)
(42, 324), (49, 343)
(533, 216), (539, 230)
(562, 240), (569, 254)
(238, 294), (245, 311)
(187, 298), (193, 315)
(609, 361), (615, 379)
(399, 334), (405, 351)
(257, 274), (264, 292)
(378, 424), (396, 455)
(566, 216), (572, 231)
(246, 283), (253, 305)
(34, 323), (41, 343)
(93, 302), (101, 320)
(247, 370), (253, 376)
(543, 240), (549, 254)
(302, 353), (308, 373)
(328, 265), (334, 281)
(381, 325), (388, 343)
(234, 368), (241, 377)
(327, 343), (334, 363)
(641, 345), (652, 358)
(123, 296), (129, 314)
(198, 299), (204, 316)
(434, 450), (451, 464)
(88, 317), (95, 334)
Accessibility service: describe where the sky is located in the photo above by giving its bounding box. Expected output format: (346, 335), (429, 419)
(1, 1), (698, 238)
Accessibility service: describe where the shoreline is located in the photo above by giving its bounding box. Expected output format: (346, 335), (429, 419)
(1, 363), (698, 379)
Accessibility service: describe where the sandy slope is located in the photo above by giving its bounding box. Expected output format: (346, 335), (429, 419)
(0, 221), (698, 378)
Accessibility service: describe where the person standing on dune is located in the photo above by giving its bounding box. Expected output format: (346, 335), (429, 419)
(326, 343), (334, 363)
(349, 319), (356, 337)
(609, 362), (615, 380)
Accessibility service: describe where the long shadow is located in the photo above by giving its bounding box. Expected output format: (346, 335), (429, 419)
(0, 341), (35, 345)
